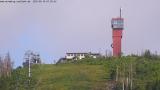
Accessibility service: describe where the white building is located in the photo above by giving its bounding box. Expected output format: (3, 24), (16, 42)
(66, 53), (88, 60)
(57, 52), (101, 64)
(65, 52), (101, 60)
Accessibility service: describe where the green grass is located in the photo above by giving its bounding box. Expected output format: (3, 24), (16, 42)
(31, 64), (108, 90)
(1, 56), (160, 90)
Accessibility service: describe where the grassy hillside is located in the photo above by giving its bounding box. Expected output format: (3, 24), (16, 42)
(31, 64), (108, 90)
(1, 55), (160, 90)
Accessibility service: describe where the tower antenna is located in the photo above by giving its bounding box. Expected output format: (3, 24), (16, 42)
(120, 7), (122, 18)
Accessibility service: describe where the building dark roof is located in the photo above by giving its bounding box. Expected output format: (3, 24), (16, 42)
(66, 52), (101, 56)
(66, 53), (88, 54)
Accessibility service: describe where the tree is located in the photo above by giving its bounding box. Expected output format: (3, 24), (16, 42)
(4, 52), (13, 77)
(23, 50), (41, 67)
(142, 50), (152, 59)
(0, 56), (3, 77)
(0, 52), (13, 77)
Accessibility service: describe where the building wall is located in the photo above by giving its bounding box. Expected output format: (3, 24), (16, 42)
(112, 30), (122, 57)
(66, 53), (86, 60)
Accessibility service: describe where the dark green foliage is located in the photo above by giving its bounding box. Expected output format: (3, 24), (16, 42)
(146, 80), (160, 90)
(142, 49), (159, 60)
(115, 82), (123, 90)
(0, 67), (37, 90)
(143, 50), (152, 58)
(68, 56), (160, 90)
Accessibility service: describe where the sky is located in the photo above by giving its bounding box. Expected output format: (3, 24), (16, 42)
(0, 0), (160, 67)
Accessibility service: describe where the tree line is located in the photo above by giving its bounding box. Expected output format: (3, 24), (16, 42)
(0, 53), (13, 77)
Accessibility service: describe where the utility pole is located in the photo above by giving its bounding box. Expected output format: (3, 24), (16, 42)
(123, 62), (125, 90)
(24, 50), (32, 90)
(23, 50), (42, 90)
(116, 66), (119, 81)
(28, 52), (34, 90)
(28, 54), (31, 90)
(131, 63), (133, 90)
(122, 80), (125, 90)
(29, 54), (31, 78)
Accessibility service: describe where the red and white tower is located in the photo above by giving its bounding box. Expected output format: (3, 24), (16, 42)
(111, 8), (124, 57)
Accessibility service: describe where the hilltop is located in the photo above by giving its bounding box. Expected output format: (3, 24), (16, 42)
(0, 55), (160, 90)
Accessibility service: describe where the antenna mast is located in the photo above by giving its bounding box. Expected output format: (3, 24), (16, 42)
(120, 7), (122, 18)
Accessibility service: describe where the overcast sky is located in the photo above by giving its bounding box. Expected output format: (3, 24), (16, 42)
(0, 0), (160, 67)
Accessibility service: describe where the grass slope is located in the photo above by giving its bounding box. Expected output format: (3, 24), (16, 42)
(1, 56), (160, 90)
(31, 64), (108, 90)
